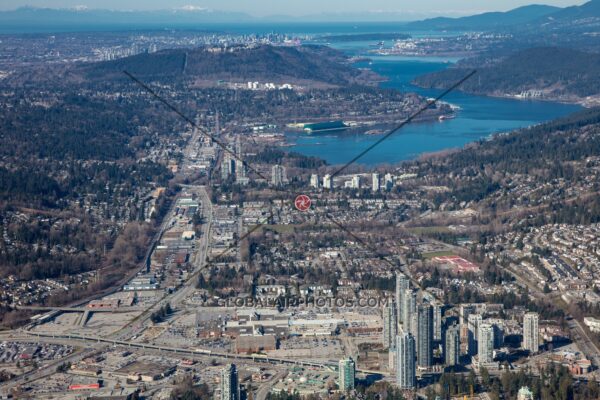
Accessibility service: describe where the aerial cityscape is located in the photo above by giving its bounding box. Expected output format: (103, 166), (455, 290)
(1, 0), (600, 399)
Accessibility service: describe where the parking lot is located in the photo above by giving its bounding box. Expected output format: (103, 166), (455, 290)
(275, 337), (343, 359)
(0, 341), (73, 364)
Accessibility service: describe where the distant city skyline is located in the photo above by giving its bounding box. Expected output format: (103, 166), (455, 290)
(0, 0), (588, 17)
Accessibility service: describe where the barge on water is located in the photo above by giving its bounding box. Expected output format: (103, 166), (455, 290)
(302, 120), (349, 133)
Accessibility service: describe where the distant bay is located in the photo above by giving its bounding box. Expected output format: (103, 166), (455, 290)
(2, 19), (582, 167)
(284, 40), (582, 166)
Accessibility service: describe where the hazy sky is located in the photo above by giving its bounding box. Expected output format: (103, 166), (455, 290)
(0, 0), (587, 16)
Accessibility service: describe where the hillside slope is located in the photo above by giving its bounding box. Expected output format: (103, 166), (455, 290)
(414, 107), (600, 225)
(513, 0), (600, 48)
(77, 45), (365, 86)
(404, 5), (560, 31)
(413, 47), (600, 102)
(535, 0), (600, 24)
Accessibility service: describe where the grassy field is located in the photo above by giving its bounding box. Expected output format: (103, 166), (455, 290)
(422, 250), (455, 259)
(248, 224), (295, 234)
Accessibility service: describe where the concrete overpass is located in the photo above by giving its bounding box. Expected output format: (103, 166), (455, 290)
(18, 306), (144, 313)
(19, 306), (144, 327)
(26, 331), (389, 376)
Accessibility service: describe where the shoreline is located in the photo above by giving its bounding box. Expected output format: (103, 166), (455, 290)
(409, 81), (595, 108)
(280, 50), (584, 167)
(284, 109), (457, 138)
(493, 93), (599, 109)
(364, 53), (597, 108)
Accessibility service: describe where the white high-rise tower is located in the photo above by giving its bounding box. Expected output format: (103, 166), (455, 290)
(396, 330), (416, 389)
(383, 303), (397, 349)
(523, 312), (539, 353)
(220, 364), (239, 400)
(478, 323), (494, 364)
(395, 273), (409, 326)
(372, 173), (380, 191)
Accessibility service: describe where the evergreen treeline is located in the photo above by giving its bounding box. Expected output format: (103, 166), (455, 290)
(249, 148), (327, 169)
(81, 45), (361, 86)
(437, 364), (599, 400)
(150, 303), (173, 323)
(414, 47), (600, 98)
(420, 107), (600, 224)
(431, 107), (600, 175)
(0, 87), (174, 284)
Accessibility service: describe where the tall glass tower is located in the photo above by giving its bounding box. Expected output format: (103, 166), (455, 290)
(396, 330), (416, 389)
(339, 357), (356, 391)
(220, 364), (239, 400)
(417, 304), (433, 368)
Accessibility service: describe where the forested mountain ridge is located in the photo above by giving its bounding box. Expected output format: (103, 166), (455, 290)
(3, 45), (377, 89)
(0, 40), (440, 324)
(0, 82), (178, 324)
(533, 0), (600, 26)
(404, 4), (561, 31)
(78, 45), (370, 87)
(413, 47), (600, 103)
(405, 0), (600, 38)
(405, 0), (600, 53)
(426, 107), (600, 175)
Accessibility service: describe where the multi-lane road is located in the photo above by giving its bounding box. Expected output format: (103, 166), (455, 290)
(109, 119), (215, 340)
(10, 331), (376, 374)
(109, 184), (213, 341)
(170, 184), (213, 306)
